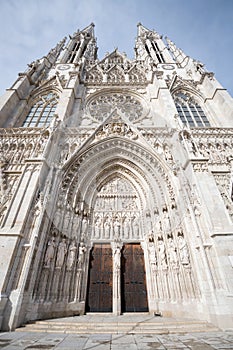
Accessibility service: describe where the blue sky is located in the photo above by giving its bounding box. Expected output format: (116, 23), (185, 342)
(0, 0), (233, 96)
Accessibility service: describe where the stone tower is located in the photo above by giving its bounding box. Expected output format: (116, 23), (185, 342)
(0, 23), (232, 331)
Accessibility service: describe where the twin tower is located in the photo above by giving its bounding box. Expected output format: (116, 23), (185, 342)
(0, 23), (233, 331)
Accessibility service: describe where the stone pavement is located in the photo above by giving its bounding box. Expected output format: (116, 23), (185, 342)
(0, 314), (233, 349)
(1, 330), (233, 350)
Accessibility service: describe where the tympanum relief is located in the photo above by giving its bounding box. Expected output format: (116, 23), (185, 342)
(92, 177), (141, 240)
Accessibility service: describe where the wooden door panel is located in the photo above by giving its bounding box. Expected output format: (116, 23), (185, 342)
(121, 243), (148, 312)
(86, 244), (112, 312)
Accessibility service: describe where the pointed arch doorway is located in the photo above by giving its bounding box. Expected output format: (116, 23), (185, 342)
(85, 176), (148, 314)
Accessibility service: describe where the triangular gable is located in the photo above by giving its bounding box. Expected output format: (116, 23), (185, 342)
(32, 75), (63, 97)
(168, 74), (199, 94)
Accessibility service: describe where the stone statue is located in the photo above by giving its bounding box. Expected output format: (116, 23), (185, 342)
(66, 240), (77, 270)
(78, 242), (87, 267)
(44, 237), (56, 268)
(132, 216), (139, 238)
(53, 209), (61, 228)
(114, 247), (121, 270)
(162, 211), (170, 232)
(123, 217), (130, 238)
(178, 235), (189, 265)
(148, 242), (157, 270)
(104, 217), (111, 238)
(82, 217), (88, 234)
(63, 211), (71, 232)
(158, 238), (167, 269)
(113, 217), (121, 237)
(94, 217), (101, 238)
(56, 238), (67, 268)
(167, 237), (178, 267)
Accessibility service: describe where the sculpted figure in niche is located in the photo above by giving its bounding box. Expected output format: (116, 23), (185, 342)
(148, 233), (157, 271)
(44, 236), (56, 268)
(56, 238), (67, 268)
(199, 144), (209, 158)
(167, 236), (178, 267)
(82, 216), (88, 235)
(155, 219), (162, 233)
(123, 216), (130, 238)
(113, 217), (121, 237)
(94, 216), (101, 238)
(162, 210), (170, 232)
(132, 216), (139, 238)
(78, 242), (87, 267)
(63, 211), (71, 232)
(67, 240), (77, 270)
(73, 214), (81, 233)
(211, 144), (222, 162)
(104, 217), (111, 238)
(158, 238), (167, 269)
(53, 209), (61, 229)
(178, 234), (189, 265)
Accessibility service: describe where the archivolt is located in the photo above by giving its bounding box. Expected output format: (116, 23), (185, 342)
(57, 136), (176, 213)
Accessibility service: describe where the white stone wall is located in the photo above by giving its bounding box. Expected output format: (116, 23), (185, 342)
(0, 23), (233, 331)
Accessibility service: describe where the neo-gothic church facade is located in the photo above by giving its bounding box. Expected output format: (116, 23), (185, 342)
(0, 23), (232, 331)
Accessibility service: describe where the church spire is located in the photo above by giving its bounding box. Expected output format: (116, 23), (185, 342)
(135, 23), (172, 63)
(58, 23), (97, 64)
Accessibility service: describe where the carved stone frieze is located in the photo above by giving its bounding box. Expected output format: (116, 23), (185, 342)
(0, 128), (50, 171)
(58, 128), (92, 165)
(213, 172), (233, 220)
(138, 127), (176, 166)
(180, 128), (233, 172)
(95, 121), (138, 141)
(92, 177), (141, 240)
(85, 51), (149, 86)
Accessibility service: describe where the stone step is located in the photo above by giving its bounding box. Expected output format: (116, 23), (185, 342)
(16, 316), (220, 334)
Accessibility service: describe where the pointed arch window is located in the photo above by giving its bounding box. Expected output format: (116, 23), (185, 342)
(67, 41), (80, 63)
(174, 92), (210, 128)
(22, 92), (58, 127)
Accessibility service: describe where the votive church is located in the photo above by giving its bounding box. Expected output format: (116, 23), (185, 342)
(0, 23), (232, 331)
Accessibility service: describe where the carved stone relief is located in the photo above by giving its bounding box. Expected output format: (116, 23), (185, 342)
(180, 128), (233, 166)
(146, 229), (197, 301)
(58, 128), (92, 165)
(86, 92), (147, 123)
(92, 177), (141, 240)
(0, 128), (49, 171)
(85, 51), (148, 86)
(213, 173), (233, 220)
(34, 225), (87, 303)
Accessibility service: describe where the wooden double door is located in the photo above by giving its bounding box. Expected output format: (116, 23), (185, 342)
(86, 243), (148, 313)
